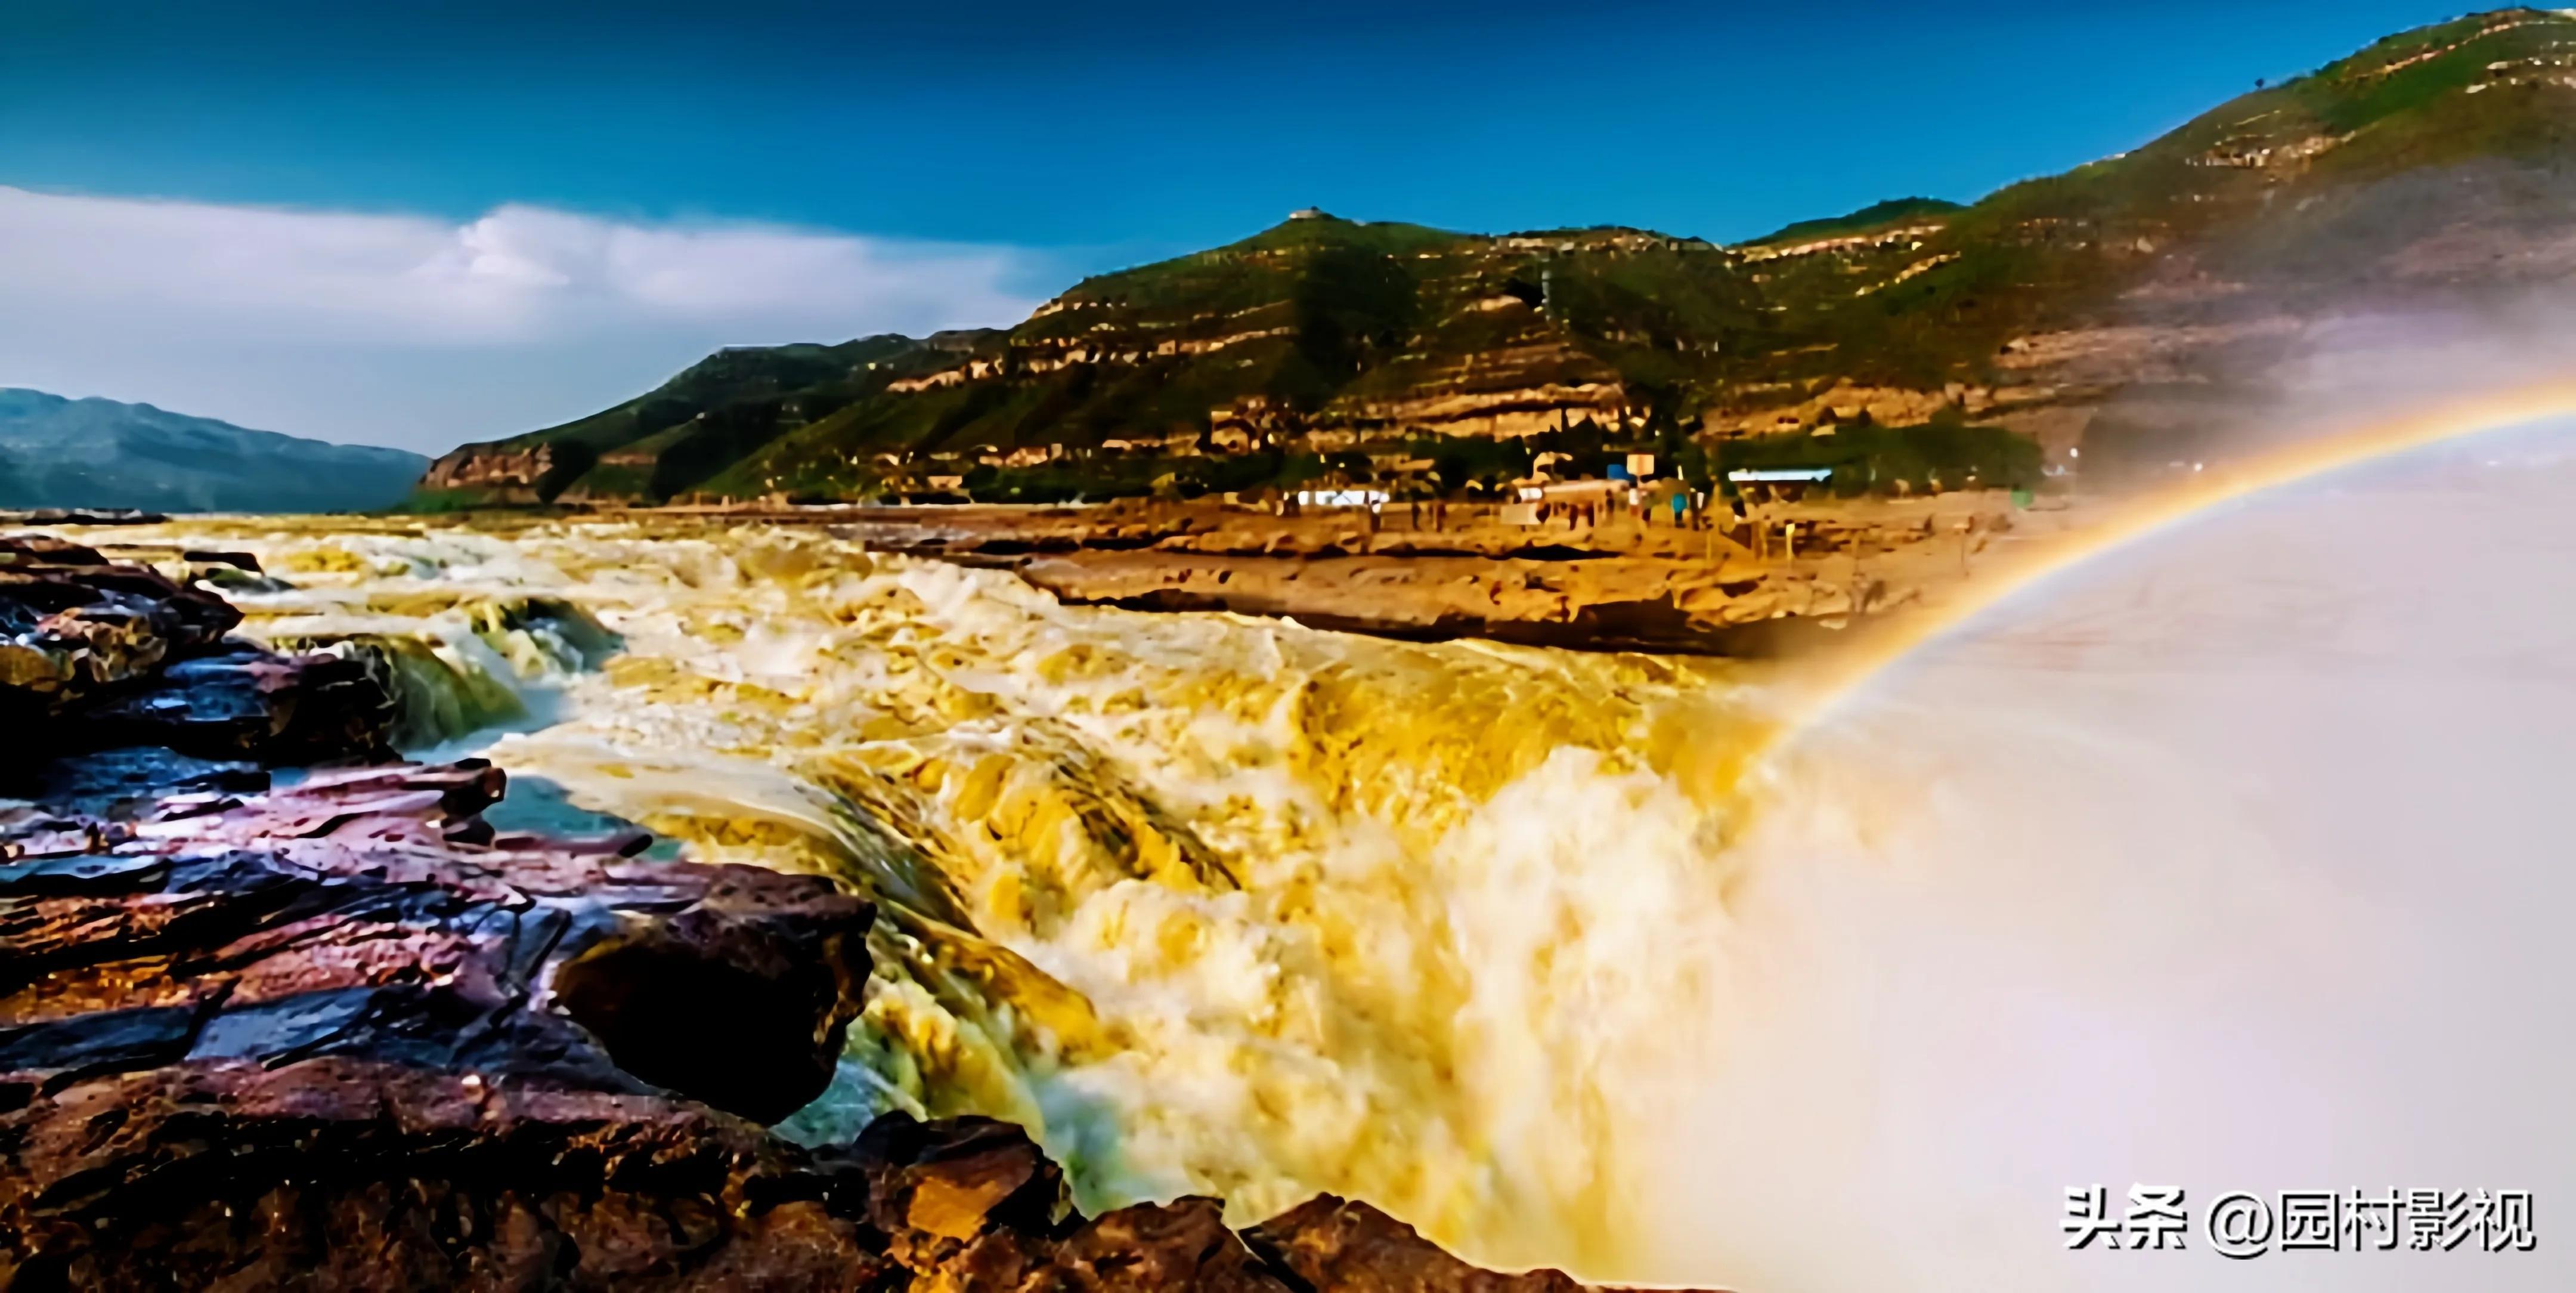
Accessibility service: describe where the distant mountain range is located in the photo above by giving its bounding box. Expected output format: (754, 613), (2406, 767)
(0, 390), (426, 515)
(404, 7), (2576, 504)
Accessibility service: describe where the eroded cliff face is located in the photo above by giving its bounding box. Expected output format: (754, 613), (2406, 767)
(422, 444), (557, 499)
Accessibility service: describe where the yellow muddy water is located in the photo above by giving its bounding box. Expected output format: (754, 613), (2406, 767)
(65, 514), (1786, 1276)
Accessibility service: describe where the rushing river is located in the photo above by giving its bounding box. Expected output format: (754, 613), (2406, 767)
(55, 513), (1778, 1276)
(57, 416), (2576, 1289)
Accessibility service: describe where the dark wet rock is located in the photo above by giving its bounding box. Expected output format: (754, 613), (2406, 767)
(844, 1113), (1073, 1267)
(23, 745), (268, 816)
(0, 761), (888, 1288)
(917, 1193), (1293, 1291)
(0, 537), (395, 796)
(0, 536), (108, 567)
(187, 561), (296, 595)
(1250, 1194), (1597, 1291)
(830, 1116), (1681, 1291)
(0, 1058), (900, 1291)
(837, 1115), (1711, 1291)
(1478, 590), (1711, 655)
(179, 547), (262, 573)
(1064, 586), (1742, 655)
(79, 644), (397, 763)
(0, 536), (240, 710)
(0, 1062), (1529, 1292)
(0, 762), (872, 1116)
(826, 1113), (1292, 1291)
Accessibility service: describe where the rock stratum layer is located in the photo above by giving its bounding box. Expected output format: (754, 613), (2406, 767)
(0, 534), (1665, 1290)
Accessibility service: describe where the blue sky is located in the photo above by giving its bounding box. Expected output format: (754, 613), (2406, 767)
(0, 0), (2473, 450)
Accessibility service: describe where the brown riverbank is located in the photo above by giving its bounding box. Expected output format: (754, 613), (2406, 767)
(615, 490), (2096, 657)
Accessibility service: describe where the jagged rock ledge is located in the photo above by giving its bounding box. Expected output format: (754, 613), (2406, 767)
(0, 533), (1698, 1290)
(2, 535), (397, 809)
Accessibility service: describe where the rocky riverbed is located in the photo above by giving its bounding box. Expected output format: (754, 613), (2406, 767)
(624, 490), (2089, 657)
(0, 534), (1685, 1289)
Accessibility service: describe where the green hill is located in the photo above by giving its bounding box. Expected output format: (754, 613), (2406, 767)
(1745, 197), (1965, 248)
(0, 390), (426, 514)
(419, 8), (2576, 505)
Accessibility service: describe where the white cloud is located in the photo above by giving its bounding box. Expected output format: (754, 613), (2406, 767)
(0, 185), (1047, 450)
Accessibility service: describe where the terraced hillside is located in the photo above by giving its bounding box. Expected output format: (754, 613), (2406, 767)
(422, 8), (2576, 505)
